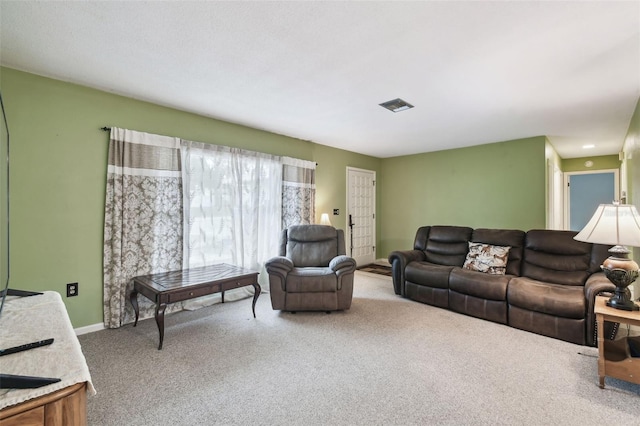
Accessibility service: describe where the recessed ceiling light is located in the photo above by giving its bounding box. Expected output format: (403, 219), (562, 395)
(379, 98), (414, 113)
(583, 144), (595, 149)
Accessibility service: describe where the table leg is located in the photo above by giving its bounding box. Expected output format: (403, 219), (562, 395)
(596, 312), (605, 389)
(155, 303), (167, 350)
(251, 283), (261, 318)
(130, 290), (140, 327)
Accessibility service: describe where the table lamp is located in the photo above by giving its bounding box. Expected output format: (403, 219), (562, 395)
(320, 213), (332, 226)
(574, 203), (640, 311)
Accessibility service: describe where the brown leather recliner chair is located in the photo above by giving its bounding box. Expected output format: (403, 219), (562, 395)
(266, 225), (356, 312)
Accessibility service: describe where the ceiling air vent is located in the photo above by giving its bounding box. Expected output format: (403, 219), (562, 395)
(379, 98), (414, 113)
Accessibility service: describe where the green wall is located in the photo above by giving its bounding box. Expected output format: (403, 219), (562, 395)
(313, 144), (381, 232)
(0, 66), (577, 328)
(626, 97), (640, 205)
(378, 137), (547, 255)
(0, 67), (380, 327)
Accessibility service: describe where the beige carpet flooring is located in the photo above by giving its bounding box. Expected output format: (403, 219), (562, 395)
(78, 271), (640, 425)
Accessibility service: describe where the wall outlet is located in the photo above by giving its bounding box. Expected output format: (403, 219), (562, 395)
(333, 209), (339, 215)
(66, 282), (78, 297)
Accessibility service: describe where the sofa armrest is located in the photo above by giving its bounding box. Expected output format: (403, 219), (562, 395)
(388, 250), (426, 296)
(330, 255), (357, 290)
(266, 256), (294, 270)
(584, 272), (617, 346)
(330, 255), (357, 274)
(266, 256), (294, 293)
(266, 256), (294, 286)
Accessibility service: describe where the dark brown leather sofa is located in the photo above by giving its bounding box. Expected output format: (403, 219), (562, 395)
(388, 225), (616, 346)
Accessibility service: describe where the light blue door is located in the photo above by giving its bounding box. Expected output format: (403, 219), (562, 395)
(569, 172), (615, 231)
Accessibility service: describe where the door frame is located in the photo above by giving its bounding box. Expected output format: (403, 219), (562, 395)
(346, 166), (376, 265)
(563, 168), (619, 230)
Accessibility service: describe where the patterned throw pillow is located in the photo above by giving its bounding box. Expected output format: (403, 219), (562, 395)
(462, 242), (511, 275)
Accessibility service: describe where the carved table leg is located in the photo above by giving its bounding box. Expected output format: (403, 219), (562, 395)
(155, 303), (167, 350)
(251, 283), (261, 318)
(130, 289), (140, 327)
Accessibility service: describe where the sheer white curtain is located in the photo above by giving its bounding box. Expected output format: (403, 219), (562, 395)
(181, 141), (282, 308)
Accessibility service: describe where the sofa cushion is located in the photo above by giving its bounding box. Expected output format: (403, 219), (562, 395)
(405, 282), (449, 308)
(463, 242), (510, 275)
(285, 267), (337, 292)
(508, 305), (586, 345)
(507, 277), (585, 319)
(471, 228), (525, 276)
(405, 261), (454, 289)
(424, 226), (473, 266)
(449, 290), (508, 324)
(286, 225), (339, 267)
(521, 230), (592, 286)
(413, 226), (431, 251)
(449, 267), (511, 301)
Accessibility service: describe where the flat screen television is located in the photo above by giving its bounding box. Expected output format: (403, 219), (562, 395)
(0, 91), (59, 389)
(0, 91), (10, 311)
(0, 92), (41, 306)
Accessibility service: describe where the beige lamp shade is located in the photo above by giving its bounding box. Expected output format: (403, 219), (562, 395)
(574, 203), (640, 247)
(575, 203), (640, 311)
(320, 213), (332, 226)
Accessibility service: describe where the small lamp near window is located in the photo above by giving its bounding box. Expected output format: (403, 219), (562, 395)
(574, 203), (640, 311)
(320, 213), (332, 226)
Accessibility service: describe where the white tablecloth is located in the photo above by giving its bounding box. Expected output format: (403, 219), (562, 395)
(0, 291), (96, 410)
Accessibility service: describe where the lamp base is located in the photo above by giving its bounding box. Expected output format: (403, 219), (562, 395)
(606, 296), (639, 311)
(602, 251), (639, 311)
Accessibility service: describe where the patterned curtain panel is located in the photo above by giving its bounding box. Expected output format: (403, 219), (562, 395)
(282, 156), (316, 228)
(181, 141), (282, 304)
(103, 128), (184, 328)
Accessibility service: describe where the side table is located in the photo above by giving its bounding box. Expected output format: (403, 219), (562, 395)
(0, 292), (95, 424)
(130, 263), (260, 349)
(594, 295), (640, 388)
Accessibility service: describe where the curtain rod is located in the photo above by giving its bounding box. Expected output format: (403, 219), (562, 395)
(100, 126), (317, 165)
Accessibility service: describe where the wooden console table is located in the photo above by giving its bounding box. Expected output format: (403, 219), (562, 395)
(595, 296), (640, 388)
(0, 292), (95, 426)
(0, 383), (86, 426)
(130, 263), (260, 349)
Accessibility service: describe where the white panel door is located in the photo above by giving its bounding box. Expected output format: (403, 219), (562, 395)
(347, 167), (376, 266)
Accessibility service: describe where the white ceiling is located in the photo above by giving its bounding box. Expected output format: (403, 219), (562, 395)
(1, 1), (639, 159)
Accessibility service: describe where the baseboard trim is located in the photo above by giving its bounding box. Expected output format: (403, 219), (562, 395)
(74, 322), (105, 336)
